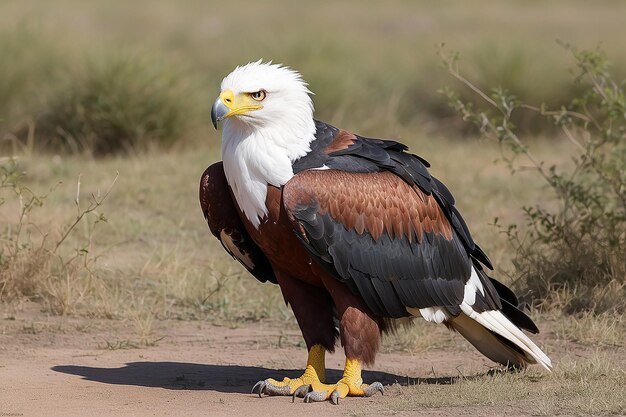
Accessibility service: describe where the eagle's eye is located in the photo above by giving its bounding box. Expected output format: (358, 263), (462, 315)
(250, 90), (267, 101)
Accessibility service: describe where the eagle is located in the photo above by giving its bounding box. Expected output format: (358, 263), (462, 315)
(200, 61), (551, 404)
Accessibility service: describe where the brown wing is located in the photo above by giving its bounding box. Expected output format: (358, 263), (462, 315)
(200, 162), (276, 284)
(283, 169), (500, 318)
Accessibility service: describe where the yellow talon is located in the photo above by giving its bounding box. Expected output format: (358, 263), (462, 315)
(252, 349), (384, 403)
(252, 344), (326, 396)
(263, 363), (321, 392)
(302, 358), (384, 404)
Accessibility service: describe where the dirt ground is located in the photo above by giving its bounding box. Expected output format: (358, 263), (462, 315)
(0, 304), (621, 417)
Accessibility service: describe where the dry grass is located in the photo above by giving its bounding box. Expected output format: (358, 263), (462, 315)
(1, 157), (115, 315)
(555, 311), (625, 348)
(0, 136), (571, 324)
(375, 355), (626, 416)
(1, 147), (295, 328)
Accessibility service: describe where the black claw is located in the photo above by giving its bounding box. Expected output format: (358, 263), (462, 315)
(364, 381), (384, 397)
(330, 390), (340, 405)
(252, 380), (266, 397)
(303, 390), (327, 403)
(292, 384), (311, 402)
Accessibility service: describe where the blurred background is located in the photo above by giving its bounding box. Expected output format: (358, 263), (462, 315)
(2, 0), (626, 151)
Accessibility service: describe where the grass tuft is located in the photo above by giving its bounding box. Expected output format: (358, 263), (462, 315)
(35, 53), (192, 155)
(555, 310), (624, 347)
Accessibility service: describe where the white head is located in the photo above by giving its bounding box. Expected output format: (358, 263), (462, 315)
(211, 61), (316, 156)
(211, 61), (317, 228)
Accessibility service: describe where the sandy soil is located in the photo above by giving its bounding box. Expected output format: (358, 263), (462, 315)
(0, 305), (583, 417)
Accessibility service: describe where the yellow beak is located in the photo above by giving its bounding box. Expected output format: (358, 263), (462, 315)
(211, 89), (263, 129)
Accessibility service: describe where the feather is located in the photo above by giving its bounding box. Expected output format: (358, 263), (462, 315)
(459, 303), (552, 370)
(199, 162), (276, 284)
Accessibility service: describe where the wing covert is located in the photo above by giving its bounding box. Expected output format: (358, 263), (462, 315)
(283, 169), (474, 318)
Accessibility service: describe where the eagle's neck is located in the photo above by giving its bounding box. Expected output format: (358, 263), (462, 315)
(221, 118), (316, 228)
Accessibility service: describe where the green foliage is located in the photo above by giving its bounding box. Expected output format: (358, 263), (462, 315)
(36, 54), (191, 155)
(442, 45), (626, 313)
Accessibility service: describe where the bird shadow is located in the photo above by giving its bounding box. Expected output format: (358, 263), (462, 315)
(52, 361), (469, 393)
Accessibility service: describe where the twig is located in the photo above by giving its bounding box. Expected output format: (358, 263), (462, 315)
(53, 172), (118, 253)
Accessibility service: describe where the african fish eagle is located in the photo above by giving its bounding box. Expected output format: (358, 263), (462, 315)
(200, 61), (551, 404)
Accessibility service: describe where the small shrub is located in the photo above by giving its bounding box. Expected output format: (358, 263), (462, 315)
(0, 157), (115, 314)
(441, 44), (626, 314)
(0, 25), (65, 126)
(0, 158), (49, 297)
(36, 54), (190, 155)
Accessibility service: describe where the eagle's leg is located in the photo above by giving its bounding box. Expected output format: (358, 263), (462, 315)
(253, 275), (336, 397)
(299, 277), (384, 404)
(252, 344), (326, 396)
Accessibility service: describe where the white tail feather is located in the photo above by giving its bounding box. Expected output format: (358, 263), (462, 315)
(448, 314), (530, 367)
(460, 302), (552, 370)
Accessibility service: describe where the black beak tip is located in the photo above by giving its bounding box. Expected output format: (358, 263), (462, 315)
(211, 109), (218, 130)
